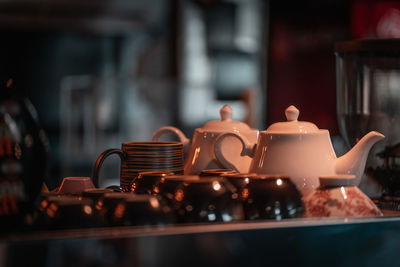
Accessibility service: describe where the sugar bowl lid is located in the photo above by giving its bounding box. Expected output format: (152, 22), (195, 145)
(266, 105), (320, 134)
(200, 105), (254, 132)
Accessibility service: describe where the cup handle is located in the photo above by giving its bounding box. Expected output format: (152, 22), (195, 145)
(152, 126), (190, 152)
(213, 132), (256, 172)
(92, 149), (126, 188)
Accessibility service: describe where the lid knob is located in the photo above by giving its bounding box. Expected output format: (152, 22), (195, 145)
(285, 105), (299, 121)
(220, 105), (232, 121)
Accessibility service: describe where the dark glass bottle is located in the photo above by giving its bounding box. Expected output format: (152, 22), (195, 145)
(0, 78), (49, 229)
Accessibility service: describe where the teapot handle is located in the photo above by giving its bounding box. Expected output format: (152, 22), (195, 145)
(152, 126), (190, 152)
(213, 132), (256, 172)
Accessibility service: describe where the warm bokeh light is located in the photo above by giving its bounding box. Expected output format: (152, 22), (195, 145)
(174, 189), (184, 202)
(340, 186), (347, 200)
(114, 203), (125, 219)
(83, 205), (92, 215)
(150, 197), (160, 209)
(95, 200), (103, 211)
(213, 182), (221, 191)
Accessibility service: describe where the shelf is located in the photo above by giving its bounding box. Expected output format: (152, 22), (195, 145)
(3, 215), (400, 266)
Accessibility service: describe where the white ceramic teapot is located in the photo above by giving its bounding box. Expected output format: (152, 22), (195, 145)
(152, 105), (258, 174)
(216, 105), (385, 195)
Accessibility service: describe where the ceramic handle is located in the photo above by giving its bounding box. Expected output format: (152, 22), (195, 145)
(152, 126), (190, 151)
(92, 149), (126, 188)
(213, 132), (256, 172)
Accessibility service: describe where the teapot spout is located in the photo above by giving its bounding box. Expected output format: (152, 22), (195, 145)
(335, 131), (385, 186)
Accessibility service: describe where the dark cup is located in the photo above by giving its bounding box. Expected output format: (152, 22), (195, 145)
(130, 171), (174, 195)
(111, 195), (175, 226)
(221, 173), (257, 202)
(99, 192), (137, 226)
(82, 188), (114, 212)
(154, 175), (199, 203)
(173, 177), (243, 223)
(42, 196), (97, 229)
(243, 175), (304, 221)
(92, 141), (184, 192)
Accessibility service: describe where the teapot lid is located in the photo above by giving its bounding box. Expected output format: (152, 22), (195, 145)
(266, 105), (320, 133)
(200, 105), (253, 132)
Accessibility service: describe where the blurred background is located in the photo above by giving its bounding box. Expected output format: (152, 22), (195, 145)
(0, 0), (397, 189)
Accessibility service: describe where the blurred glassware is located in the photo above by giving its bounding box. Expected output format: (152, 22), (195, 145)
(335, 39), (400, 196)
(0, 78), (49, 229)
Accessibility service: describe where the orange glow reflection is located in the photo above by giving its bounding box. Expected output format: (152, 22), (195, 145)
(150, 197), (160, 209)
(213, 182), (221, 191)
(83, 205), (92, 215)
(95, 200), (103, 211)
(191, 147), (201, 165)
(340, 186), (347, 199)
(114, 203), (125, 219)
(175, 189), (184, 202)
(241, 188), (249, 200)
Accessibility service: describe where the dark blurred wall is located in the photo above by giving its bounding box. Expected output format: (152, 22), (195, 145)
(267, 0), (351, 135)
(0, 0), (175, 188)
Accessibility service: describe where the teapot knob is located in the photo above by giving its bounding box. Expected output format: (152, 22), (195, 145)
(220, 105), (232, 121)
(285, 105), (299, 121)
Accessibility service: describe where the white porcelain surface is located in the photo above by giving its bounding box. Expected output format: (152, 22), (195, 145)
(152, 105), (258, 174)
(249, 130), (337, 195)
(230, 105), (384, 196)
(304, 184), (382, 218)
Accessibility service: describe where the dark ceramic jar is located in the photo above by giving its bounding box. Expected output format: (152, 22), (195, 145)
(173, 177), (243, 223)
(243, 175), (304, 220)
(130, 171), (174, 194)
(0, 79), (49, 229)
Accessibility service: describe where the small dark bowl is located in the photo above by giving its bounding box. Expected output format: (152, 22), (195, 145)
(112, 195), (175, 226)
(200, 169), (238, 177)
(173, 177), (243, 223)
(130, 171), (174, 194)
(243, 175), (304, 221)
